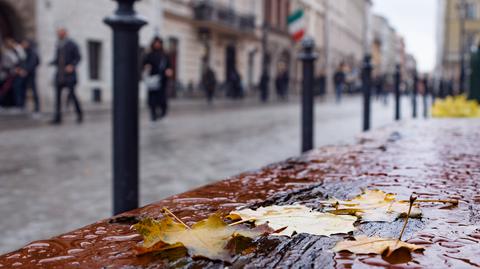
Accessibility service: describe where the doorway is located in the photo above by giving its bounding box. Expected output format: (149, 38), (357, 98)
(225, 43), (237, 81)
(0, 2), (23, 41)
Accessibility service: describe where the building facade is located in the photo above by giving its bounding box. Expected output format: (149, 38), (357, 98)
(289, 0), (372, 92)
(436, 0), (480, 85)
(371, 14), (398, 77)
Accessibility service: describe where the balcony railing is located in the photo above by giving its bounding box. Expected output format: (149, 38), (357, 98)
(193, 0), (256, 33)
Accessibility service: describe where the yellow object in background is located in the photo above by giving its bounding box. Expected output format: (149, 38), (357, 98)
(432, 95), (480, 118)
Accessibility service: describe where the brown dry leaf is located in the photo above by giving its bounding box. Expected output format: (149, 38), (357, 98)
(333, 235), (424, 264)
(230, 205), (357, 237)
(133, 214), (270, 261)
(321, 189), (422, 222)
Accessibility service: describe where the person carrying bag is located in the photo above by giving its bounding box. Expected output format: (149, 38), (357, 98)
(142, 37), (172, 122)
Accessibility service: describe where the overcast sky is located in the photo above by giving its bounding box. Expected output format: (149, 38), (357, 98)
(372, 0), (437, 72)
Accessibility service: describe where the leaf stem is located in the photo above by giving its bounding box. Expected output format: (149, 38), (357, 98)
(228, 218), (256, 227)
(401, 199), (459, 205)
(162, 207), (191, 229)
(398, 194), (417, 241)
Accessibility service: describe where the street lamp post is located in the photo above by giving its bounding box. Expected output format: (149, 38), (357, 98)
(104, 0), (147, 215)
(412, 70), (418, 118)
(260, 22), (270, 103)
(459, 0), (467, 94)
(362, 55), (373, 131)
(394, 64), (401, 121)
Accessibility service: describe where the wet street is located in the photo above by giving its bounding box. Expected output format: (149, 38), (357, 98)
(0, 95), (415, 253)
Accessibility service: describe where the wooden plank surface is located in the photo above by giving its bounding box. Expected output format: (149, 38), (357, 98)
(1, 119), (479, 268)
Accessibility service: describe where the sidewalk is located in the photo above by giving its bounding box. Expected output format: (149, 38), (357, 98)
(0, 94), (337, 132)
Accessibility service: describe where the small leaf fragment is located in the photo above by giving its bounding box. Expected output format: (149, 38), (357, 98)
(231, 205), (357, 237)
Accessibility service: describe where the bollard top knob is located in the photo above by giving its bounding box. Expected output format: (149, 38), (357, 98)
(114, 0), (140, 4)
(105, 0), (147, 28)
(301, 37), (315, 50)
(299, 36), (318, 60)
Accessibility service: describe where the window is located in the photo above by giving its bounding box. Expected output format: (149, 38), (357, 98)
(87, 40), (102, 81)
(465, 2), (478, 20)
(168, 37), (179, 81)
(465, 32), (479, 51)
(264, 0), (289, 31)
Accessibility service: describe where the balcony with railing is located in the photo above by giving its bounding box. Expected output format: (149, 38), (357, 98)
(192, 0), (256, 35)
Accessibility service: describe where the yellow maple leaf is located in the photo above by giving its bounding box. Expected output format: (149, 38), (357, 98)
(230, 205), (357, 237)
(321, 189), (422, 222)
(333, 235), (424, 264)
(133, 214), (270, 261)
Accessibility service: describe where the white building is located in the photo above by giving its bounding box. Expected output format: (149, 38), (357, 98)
(371, 14), (398, 76)
(0, 0), (265, 107)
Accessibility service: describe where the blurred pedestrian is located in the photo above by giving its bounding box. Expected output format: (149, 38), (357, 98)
(259, 69), (269, 103)
(202, 65), (216, 104)
(142, 37), (172, 122)
(229, 69), (243, 99)
(315, 69), (326, 98)
(21, 39), (41, 113)
(0, 39), (12, 107)
(333, 62), (346, 103)
(50, 28), (83, 124)
(275, 62), (289, 101)
(1, 38), (26, 109)
(375, 74), (387, 105)
(468, 40), (480, 102)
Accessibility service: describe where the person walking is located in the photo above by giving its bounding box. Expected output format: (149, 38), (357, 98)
(333, 62), (346, 104)
(50, 28), (83, 124)
(275, 62), (289, 101)
(259, 69), (270, 103)
(3, 38), (26, 109)
(21, 39), (41, 113)
(229, 69), (243, 99)
(1, 38), (25, 108)
(468, 40), (480, 102)
(202, 65), (216, 104)
(142, 37), (172, 122)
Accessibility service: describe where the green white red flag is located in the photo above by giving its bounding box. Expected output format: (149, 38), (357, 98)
(288, 9), (305, 42)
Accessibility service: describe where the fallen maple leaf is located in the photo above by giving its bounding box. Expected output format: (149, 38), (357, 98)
(230, 205), (357, 237)
(133, 214), (270, 261)
(333, 235), (424, 264)
(321, 189), (422, 222)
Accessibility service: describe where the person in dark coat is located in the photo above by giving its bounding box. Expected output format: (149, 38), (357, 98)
(468, 40), (480, 102)
(229, 69), (243, 99)
(50, 28), (83, 124)
(275, 62), (289, 101)
(333, 62), (346, 104)
(202, 65), (217, 104)
(21, 39), (40, 113)
(259, 69), (270, 103)
(315, 70), (327, 98)
(3, 38), (26, 109)
(142, 37), (172, 121)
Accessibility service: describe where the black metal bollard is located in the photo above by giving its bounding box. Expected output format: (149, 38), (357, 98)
(105, 0), (147, 215)
(423, 76), (429, 118)
(412, 71), (419, 118)
(362, 55), (373, 131)
(394, 64), (401, 121)
(299, 37), (317, 153)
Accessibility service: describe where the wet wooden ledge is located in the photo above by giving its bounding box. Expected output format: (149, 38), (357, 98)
(1, 119), (480, 268)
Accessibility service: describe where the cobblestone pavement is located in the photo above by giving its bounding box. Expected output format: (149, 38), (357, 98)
(0, 95), (417, 253)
